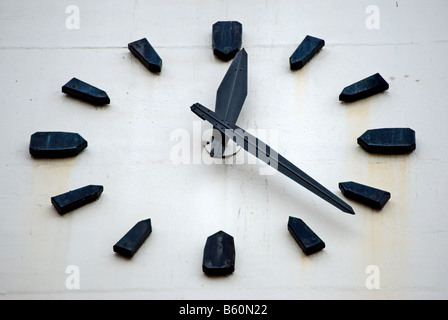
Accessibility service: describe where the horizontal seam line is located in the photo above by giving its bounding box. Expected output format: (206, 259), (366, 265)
(0, 41), (448, 50)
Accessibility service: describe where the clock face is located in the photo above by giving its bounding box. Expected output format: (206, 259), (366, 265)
(0, 0), (447, 301)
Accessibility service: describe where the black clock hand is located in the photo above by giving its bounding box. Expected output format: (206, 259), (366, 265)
(191, 102), (355, 215)
(210, 48), (248, 158)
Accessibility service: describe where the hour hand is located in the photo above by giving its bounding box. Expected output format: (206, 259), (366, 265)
(210, 48), (248, 158)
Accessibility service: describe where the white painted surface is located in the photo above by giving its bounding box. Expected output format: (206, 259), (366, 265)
(1, 0), (448, 300)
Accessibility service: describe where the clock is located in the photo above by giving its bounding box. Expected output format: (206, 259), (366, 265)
(1, 1), (445, 301)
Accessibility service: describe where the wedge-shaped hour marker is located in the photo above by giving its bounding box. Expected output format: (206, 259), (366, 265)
(62, 78), (110, 106)
(339, 73), (389, 102)
(128, 38), (163, 73)
(339, 181), (391, 210)
(113, 219), (152, 258)
(289, 35), (325, 70)
(191, 103), (355, 215)
(202, 230), (235, 276)
(358, 128), (416, 154)
(51, 185), (103, 215)
(212, 21), (242, 61)
(288, 217), (325, 255)
(29, 131), (87, 158)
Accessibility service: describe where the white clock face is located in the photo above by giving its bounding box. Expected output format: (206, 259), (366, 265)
(0, 0), (447, 300)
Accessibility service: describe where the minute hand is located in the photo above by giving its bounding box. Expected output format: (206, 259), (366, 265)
(191, 102), (355, 215)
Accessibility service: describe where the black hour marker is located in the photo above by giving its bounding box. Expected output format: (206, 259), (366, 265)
(288, 217), (325, 255)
